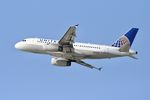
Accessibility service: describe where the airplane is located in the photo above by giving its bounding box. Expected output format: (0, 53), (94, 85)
(15, 25), (139, 71)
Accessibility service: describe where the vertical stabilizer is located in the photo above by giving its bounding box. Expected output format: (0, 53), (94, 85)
(112, 28), (138, 52)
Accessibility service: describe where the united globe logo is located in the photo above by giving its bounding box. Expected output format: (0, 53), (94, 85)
(112, 36), (129, 47)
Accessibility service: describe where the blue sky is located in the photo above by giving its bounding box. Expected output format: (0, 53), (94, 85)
(0, 0), (149, 100)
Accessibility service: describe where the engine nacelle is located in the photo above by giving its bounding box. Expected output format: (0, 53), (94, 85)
(51, 58), (71, 67)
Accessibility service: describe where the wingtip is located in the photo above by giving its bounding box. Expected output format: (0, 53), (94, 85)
(98, 67), (102, 71)
(75, 24), (79, 27)
(93, 67), (102, 71)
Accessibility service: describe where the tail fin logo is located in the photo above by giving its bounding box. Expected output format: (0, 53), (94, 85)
(112, 28), (138, 48)
(112, 36), (129, 47)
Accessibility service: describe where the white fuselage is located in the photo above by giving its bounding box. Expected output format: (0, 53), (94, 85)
(15, 38), (137, 60)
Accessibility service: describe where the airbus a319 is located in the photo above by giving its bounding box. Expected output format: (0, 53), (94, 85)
(15, 25), (139, 71)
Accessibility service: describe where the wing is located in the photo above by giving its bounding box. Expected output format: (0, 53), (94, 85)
(59, 25), (78, 45)
(75, 60), (102, 71)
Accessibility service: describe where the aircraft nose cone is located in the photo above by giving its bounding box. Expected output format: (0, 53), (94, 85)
(15, 42), (21, 49)
(15, 43), (18, 49)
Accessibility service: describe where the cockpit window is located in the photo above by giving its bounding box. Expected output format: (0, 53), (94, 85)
(22, 39), (26, 42)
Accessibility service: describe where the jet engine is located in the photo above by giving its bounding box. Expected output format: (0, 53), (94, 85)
(51, 58), (71, 66)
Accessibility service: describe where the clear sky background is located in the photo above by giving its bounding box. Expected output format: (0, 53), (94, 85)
(0, 0), (149, 100)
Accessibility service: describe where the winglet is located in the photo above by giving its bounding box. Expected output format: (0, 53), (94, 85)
(75, 24), (79, 27)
